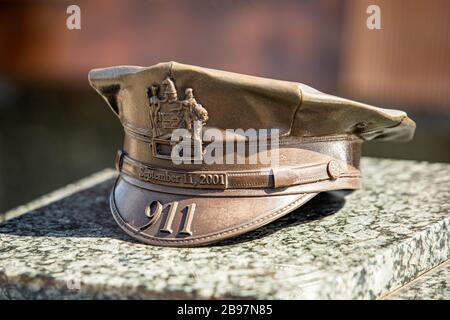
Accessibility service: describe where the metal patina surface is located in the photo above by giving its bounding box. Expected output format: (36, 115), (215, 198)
(88, 62), (415, 246)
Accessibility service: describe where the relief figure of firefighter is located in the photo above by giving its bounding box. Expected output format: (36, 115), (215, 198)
(182, 88), (208, 156)
(148, 85), (161, 137)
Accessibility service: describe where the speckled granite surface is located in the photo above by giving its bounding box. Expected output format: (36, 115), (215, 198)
(0, 169), (116, 222)
(0, 158), (449, 299)
(385, 259), (449, 300)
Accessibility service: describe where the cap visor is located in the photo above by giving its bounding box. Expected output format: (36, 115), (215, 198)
(110, 174), (317, 247)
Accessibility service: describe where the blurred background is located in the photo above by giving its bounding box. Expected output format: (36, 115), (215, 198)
(0, 0), (449, 213)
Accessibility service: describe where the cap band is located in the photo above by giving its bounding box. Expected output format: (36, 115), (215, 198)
(118, 152), (360, 190)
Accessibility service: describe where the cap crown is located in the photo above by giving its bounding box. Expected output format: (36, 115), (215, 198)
(89, 61), (415, 142)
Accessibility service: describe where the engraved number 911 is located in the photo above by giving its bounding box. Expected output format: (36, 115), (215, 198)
(141, 200), (196, 236)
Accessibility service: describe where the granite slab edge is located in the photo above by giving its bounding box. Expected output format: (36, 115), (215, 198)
(0, 169), (117, 222)
(383, 259), (449, 300)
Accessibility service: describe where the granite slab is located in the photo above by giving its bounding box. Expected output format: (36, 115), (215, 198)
(384, 259), (449, 300)
(0, 169), (117, 222)
(0, 158), (449, 299)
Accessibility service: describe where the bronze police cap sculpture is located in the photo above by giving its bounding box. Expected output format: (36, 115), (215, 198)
(89, 61), (415, 247)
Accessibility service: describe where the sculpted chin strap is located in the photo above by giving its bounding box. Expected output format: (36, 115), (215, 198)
(116, 152), (361, 190)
